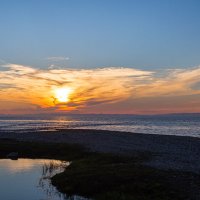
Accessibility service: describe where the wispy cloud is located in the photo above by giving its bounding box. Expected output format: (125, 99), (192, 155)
(0, 63), (200, 114)
(46, 56), (70, 62)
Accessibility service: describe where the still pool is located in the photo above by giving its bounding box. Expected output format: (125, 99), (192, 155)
(0, 159), (89, 200)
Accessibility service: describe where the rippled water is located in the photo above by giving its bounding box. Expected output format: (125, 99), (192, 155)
(0, 114), (200, 137)
(0, 159), (89, 200)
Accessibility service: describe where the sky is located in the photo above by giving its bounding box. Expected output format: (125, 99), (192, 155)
(0, 0), (200, 114)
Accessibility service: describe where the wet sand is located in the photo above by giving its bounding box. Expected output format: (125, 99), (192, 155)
(0, 129), (200, 173)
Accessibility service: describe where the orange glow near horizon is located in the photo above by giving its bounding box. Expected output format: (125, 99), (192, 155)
(1, 64), (200, 114)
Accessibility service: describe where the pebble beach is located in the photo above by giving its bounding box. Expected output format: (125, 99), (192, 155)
(0, 129), (200, 173)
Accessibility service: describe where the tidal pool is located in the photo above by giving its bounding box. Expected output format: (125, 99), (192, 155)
(0, 159), (89, 200)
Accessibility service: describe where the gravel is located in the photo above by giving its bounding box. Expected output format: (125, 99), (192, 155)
(1, 129), (200, 173)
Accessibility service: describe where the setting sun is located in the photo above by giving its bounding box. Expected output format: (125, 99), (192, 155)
(54, 88), (72, 103)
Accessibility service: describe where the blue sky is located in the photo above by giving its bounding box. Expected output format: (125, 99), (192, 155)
(0, 0), (200, 69)
(1, 0), (200, 114)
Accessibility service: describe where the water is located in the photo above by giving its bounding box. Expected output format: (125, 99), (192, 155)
(0, 114), (200, 137)
(0, 159), (89, 200)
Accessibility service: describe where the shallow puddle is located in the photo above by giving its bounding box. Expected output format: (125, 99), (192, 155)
(0, 158), (89, 200)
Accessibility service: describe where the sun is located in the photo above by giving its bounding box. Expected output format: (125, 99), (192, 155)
(54, 88), (72, 103)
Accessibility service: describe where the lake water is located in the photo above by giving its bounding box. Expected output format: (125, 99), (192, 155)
(0, 114), (200, 137)
(0, 159), (89, 200)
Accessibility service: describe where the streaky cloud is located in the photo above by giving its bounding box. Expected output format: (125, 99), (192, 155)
(46, 56), (70, 62)
(1, 63), (200, 114)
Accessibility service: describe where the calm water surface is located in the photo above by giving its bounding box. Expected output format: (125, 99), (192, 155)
(0, 114), (200, 137)
(0, 159), (89, 200)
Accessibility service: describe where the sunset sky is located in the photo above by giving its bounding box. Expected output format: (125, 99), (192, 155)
(0, 0), (200, 114)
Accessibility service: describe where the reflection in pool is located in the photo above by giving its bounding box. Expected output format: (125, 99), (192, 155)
(0, 159), (89, 200)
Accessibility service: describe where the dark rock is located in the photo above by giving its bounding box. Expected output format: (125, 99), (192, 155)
(7, 152), (19, 160)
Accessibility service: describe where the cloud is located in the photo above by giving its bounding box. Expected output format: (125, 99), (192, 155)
(46, 56), (70, 62)
(0, 83), (16, 89)
(0, 63), (200, 114)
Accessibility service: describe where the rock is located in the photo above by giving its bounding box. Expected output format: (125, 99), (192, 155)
(7, 152), (19, 160)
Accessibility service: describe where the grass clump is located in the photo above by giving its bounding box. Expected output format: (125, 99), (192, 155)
(52, 154), (197, 200)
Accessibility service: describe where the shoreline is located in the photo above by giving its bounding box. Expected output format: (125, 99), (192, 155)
(0, 129), (200, 173)
(0, 130), (200, 199)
